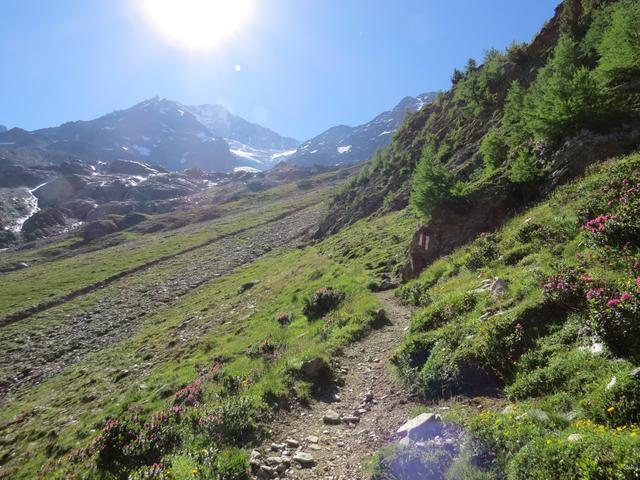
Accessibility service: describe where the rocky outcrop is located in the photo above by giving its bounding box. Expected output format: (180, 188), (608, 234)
(21, 208), (70, 241)
(0, 160), (55, 188)
(34, 175), (88, 207)
(82, 220), (120, 242)
(404, 187), (525, 279)
(404, 121), (640, 279)
(107, 159), (158, 176)
(125, 175), (200, 201)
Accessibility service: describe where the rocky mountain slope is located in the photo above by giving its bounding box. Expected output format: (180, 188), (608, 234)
(286, 92), (436, 167)
(0, 98), (299, 173)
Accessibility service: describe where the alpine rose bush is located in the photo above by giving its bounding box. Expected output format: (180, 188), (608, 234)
(587, 277), (640, 360)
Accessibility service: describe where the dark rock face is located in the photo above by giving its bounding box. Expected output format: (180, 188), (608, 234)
(82, 220), (119, 242)
(0, 230), (17, 248)
(547, 123), (640, 193)
(125, 175), (200, 201)
(404, 187), (528, 280)
(34, 175), (88, 208)
(21, 208), (70, 241)
(107, 159), (158, 176)
(0, 160), (55, 188)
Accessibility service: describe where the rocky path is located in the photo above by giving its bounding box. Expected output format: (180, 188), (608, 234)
(251, 290), (419, 480)
(0, 203), (324, 400)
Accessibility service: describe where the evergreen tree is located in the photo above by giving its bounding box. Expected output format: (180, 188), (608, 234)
(597, 0), (640, 85)
(410, 144), (455, 216)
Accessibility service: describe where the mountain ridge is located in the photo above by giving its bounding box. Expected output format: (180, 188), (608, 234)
(286, 92), (437, 167)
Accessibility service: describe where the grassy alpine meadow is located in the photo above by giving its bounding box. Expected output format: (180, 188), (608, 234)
(0, 190), (418, 479)
(368, 153), (640, 479)
(0, 177), (335, 319)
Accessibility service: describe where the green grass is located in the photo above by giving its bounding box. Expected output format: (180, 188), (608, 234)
(372, 153), (640, 479)
(0, 177), (417, 478)
(0, 185), (331, 318)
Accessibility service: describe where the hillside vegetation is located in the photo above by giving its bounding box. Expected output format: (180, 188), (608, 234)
(318, 0), (640, 237)
(374, 153), (640, 479)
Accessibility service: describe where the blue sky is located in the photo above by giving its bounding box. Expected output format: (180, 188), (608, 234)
(0, 0), (560, 141)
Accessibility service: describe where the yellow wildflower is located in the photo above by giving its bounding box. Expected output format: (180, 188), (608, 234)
(607, 406), (616, 413)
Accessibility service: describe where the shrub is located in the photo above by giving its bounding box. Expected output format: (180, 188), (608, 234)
(92, 412), (181, 475)
(302, 287), (344, 319)
(597, 0), (640, 85)
(410, 143), (455, 216)
(541, 268), (590, 310)
(581, 368), (640, 426)
(217, 397), (263, 446)
(508, 149), (546, 183)
(582, 175), (640, 249)
(480, 129), (508, 170)
(507, 426), (640, 480)
(275, 312), (292, 326)
(587, 278), (640, 359)
(464, 233), (499, 270)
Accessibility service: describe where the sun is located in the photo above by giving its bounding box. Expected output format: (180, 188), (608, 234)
(140, 0), (255, 51)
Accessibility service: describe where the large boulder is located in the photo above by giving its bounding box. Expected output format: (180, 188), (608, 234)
(85, 201), (135, 221)
(396, 413), (443, 440)
(77, 178), (128, 203)
(61, 199), (97, 219)
(82, 220), (119, 242)
(21, 208), (70, 241)
(33, 175), (87, 207)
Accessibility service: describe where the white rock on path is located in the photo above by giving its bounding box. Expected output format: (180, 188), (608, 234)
(293, 451), (315, 467)
(323, 409), (341, 424)
(396, 413), (443, 440)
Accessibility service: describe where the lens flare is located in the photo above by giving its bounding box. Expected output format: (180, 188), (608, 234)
(140, 0), (255, 51)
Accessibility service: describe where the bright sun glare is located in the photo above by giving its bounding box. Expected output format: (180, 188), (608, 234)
(140, 0), (255, 51)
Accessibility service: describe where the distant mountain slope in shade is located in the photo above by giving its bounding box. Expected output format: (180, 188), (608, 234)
(286, 92), (437, 167)
(0, 93), (436, 173)
(0, 125), (7, 133)
(0, 98), (300, 173)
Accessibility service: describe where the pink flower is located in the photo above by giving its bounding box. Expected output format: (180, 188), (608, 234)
(586, 288), (605, 300)
(515, 323), (523, 331)
(637, 276), (640, 287)
(621, 292), (632, 301)
(581, 274), (592, 283)
(607, 298), (621, 307)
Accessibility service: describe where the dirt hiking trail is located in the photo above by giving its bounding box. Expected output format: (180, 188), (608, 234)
(252, 290), (421, 480)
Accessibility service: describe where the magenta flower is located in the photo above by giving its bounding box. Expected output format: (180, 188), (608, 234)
(607, 298), (621, 307)
(621, 292), (632, 301)
(586, 288), (605, 300)
(637, 276), (640, 287)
